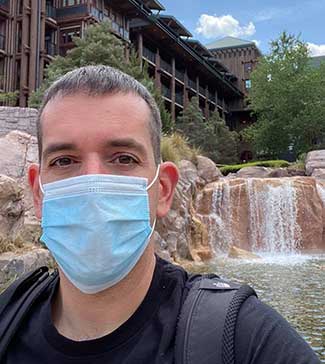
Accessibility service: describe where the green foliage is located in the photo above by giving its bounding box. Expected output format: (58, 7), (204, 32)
(0, 91), (19, 106)
(245, 31), (325, 158)
(161, 133), (198, 164)
(28, 21), (173, 133)
(220, 160), (290, 175)
(176, 97), (239, 163)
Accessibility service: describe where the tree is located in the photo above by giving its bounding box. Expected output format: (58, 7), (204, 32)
(243, 31), (325, 158)
(28, 21), (172, 133)
(176, 97), (239, 163)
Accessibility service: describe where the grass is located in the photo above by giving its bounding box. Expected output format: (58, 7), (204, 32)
(220, 160), (291, 175)
(161, 133), (200, 165)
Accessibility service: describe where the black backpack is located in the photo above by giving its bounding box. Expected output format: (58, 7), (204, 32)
(0, 267), (256, 363)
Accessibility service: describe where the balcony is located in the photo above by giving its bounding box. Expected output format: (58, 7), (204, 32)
(90, 6), (103, 21)
(199, 85), (206, 96)
(175, 92), (183, 106)
(209, 91), (216, 103)
(160, 58), (172, 75)
(0, 33), (5, 52)
(45, 40), (57, 56)
(46, 3), (56, 19)
(175, 68), (184, 82)
(161, 84), (171, 100)
(143, 46), (156, 64)
(109, 20), (129, 41)
(56, 4), (87, 19)
(188, 78), (197, 91)
(0, 0), (9, 11)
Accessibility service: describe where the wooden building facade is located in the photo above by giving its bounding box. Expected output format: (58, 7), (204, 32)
(0, 0), (244, 127)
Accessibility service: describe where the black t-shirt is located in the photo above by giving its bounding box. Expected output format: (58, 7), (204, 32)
(4, 257), (320, 364)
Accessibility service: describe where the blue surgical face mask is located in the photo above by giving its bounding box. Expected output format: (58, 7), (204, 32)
(39, 167), (160, 294)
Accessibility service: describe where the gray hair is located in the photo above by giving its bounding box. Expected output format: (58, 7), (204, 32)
(37, 65), (162, 164)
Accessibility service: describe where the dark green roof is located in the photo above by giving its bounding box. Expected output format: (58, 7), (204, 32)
(206, 36), (256, 50)
(309, 56), (325, 68)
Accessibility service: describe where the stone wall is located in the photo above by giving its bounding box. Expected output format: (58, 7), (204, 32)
(0, 107), (38, 137)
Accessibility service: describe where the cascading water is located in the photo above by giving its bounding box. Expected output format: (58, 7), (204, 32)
(247, 179), (302, 253)
(198, 178), (304, 254)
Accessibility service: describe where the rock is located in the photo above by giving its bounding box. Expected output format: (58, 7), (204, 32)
(0, 132), (41, 248)
(196, 155), (222, 184)
(236, 166), (273, 178)
(0, 175), (24, 253)
(228, 245), (261, 259)
(311, 168), (325, 179)
(0, 248), (54, 285)
(268, 168), (290, 178)
(305, 150), (325, 175)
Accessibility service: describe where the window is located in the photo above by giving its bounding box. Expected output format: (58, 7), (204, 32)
(60, 27), (80, 44)
(245, 79), (252, 89)
(244, 62), (253, 73)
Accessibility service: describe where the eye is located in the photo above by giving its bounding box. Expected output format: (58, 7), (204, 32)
(112, 155), (138, 165)
(50, 157), (75, 168)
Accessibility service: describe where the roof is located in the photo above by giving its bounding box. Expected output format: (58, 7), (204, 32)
(156, 15), (192, 37)
(142, 0), (165, 11)
(184, 39), (212, 57)
(206, 36), (256, 50)
(309, 55), (325, 68)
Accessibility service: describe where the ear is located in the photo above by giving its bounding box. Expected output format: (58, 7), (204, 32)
(156, 162), (179, 218)
(28, 163), (42, 220)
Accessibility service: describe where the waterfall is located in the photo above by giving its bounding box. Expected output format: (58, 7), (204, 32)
(247, 179), (302, 253)
(202, 178), (303, 254)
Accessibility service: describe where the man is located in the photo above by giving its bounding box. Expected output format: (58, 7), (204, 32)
(1, 65), (320, 363)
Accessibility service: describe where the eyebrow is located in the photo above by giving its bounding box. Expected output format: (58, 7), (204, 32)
(42, 138), (147, 160)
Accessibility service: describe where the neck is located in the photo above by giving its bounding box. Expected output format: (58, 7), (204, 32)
(51, 246), (156, 341)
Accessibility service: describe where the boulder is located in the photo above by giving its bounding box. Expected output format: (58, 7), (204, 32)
(0, 248), (54, 286)
(228, 245), (261, 259)
(305, 150), (325, 175)
(0, 132), (40, 247)
(311, 168), (325, 179)
(268, 168), (290, 178)
(236, 166), (272, 178)
(196, 155), (222, 184)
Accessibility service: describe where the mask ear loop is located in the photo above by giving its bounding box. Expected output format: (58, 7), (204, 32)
(146, 164), (161, 191)
(39, 175), (45, 195)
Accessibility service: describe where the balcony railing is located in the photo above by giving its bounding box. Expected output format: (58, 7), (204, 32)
(199, 85), (206, 96)
(209, 91), (216, 103)
(45, 40), (57, 56)
(143, 46), (156, 64)
(188, 78), (197, 91)
(0, 33), (5, 51)
(175, 68), (184, 82)
(56, 4), (87, 19)
(90, 6), (103, 21)
(175, 92), (183, 106)
(160, 58), (172, 75)
(0, 0), (9, 10)
(46, 3), (56, 18)
(161, 85), (171, 100)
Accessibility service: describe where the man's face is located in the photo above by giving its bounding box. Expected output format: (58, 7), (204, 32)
(29, 92), (178, 223)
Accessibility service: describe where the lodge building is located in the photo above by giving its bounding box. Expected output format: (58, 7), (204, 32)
(0, 0), (261, 161)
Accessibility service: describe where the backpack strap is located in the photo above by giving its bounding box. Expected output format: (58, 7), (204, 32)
(175, 275), (256, 364)
(0, 266), (59, 359)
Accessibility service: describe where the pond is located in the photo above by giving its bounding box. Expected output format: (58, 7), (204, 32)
(188, 253), (325, 362)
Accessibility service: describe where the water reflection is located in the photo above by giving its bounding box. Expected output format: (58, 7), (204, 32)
(187, 254), (325, 362)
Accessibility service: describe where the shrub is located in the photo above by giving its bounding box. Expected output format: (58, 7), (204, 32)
(161, 133), (199, 164)
(220, 160), (290, 175)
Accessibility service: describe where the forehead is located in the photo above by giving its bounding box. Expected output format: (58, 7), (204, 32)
(40, 92), (153, 147)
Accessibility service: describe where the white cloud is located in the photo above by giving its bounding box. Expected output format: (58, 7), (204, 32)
(307, 43), (325, 56)
(196, 14), (256, 39)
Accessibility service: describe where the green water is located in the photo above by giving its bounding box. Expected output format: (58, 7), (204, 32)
(188, 254), (325, 362)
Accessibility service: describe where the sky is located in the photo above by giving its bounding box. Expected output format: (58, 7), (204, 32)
(158, 0), (325, 56)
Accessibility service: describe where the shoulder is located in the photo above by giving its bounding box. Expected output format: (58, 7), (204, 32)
(235, 296), (320, 364)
